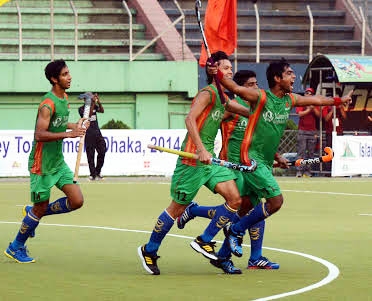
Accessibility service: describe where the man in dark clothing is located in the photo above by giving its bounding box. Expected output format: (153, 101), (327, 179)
(78, 92), (106, 181)
(295, 88), (320, 177)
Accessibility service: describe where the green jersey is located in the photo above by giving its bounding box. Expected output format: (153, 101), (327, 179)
(180, 84), (226, 166)
(28, 91), (70, 175)
(241, 90), (296, 167)
(220, 96), (249, 163)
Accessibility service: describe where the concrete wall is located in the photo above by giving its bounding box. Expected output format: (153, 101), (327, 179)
(0, 61), (197, 130)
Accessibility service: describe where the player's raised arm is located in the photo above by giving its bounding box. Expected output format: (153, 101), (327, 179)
(294, 89), (353, 107)
(215, 69), (260, 105)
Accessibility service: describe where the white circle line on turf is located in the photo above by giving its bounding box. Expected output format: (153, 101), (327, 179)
(0, 221), (340, 301)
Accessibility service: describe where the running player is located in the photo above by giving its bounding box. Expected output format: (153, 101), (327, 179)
(177, 70), (282, 274)
(214, 58), (353, 257)
(4, 59), (88, 263)
(137, 51), (252, 275)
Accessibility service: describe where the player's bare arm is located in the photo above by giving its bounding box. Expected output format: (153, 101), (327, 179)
(35, 106), (86, 142)
(295, 89), (353, 107)
(185, 90), (212, 163)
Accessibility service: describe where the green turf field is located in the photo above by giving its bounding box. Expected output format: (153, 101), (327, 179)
(1, 177), (371, 301)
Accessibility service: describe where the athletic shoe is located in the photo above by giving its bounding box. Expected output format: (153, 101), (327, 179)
(210, 257), (242, 274)
(137, 245), (160, 275)
(4, 243), (35, 263)
(296, 172), (302, 178)
(177, 201), (198, 229)
(88, 176), (96, 181)
(223, 223), (244, 257)
(22, 205), (35, 238)
(190, 236), (218, 260)
(96, 174), (104, 181)
(248, 256), (280, 270)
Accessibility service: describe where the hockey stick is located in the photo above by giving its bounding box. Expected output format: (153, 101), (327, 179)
(195, 0), (226, 105)
(148, 144), (257, 173)
(274, 147), (334, 168)
(73, 93), (93, 183)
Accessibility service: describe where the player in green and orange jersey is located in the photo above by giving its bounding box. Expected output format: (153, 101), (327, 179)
(177, 70), (282, 273)
(4, 59), (88, 263)
(138, 51), (252, 276)
(215, 58), (352, 258)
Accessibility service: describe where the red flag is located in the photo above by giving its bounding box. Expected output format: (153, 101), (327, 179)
(199, 0), (237, 67)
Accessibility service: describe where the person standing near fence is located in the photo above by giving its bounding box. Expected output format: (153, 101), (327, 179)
(78, 92), (106, 181)
(295, 87), (320, 177)
(321, 99), (347, 174)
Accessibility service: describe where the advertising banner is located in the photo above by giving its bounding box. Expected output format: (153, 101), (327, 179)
(332, 133), (372, 176)
(0, 130), (188, 177)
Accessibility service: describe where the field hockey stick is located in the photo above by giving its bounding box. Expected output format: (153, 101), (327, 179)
(274, 147), (334, 168)
(195, 0), (226, 105)
(148, 144), (257, 173)
(73, 94), (93, 183)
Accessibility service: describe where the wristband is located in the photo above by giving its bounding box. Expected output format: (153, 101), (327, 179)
(216, 69), (224, 81)
(333, 97), (342, 106)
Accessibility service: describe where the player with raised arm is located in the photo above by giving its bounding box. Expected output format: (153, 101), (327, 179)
(137, 51), (252, 275)
(212, 58), (352, 258)
(4, 59), (88, 263)
(177, 70), (281, 273)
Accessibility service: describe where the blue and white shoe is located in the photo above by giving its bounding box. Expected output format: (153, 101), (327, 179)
(4, 243), (35, 263)
(223, 223), (244, 257)
(177, 201), (198, 229)
(248, 256), (280, 270)
(22, 205), (35, 238)
(210, 257), (242, 274)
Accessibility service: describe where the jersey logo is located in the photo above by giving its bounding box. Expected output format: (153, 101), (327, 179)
(211, 109), (224, 122)
(52, 116), (69, 128)
(52, 116), (63, 127)
(262, 110), (274, 122)
(237, 118), (248, 130)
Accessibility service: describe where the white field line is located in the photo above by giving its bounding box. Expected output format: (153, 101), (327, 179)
(0, 221), (339, 301)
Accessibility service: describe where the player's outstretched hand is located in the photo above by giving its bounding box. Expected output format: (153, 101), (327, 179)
(341, 90), (353, 106)
(274, 154), (290, 169)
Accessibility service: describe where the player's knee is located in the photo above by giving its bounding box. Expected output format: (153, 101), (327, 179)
(69, 196), (84, 210)
(226, 194), (242, 210)
(267, 195), (283, 214)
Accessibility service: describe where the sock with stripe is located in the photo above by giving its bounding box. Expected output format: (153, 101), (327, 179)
(231, 202), (270, 234)
(217, 213), (241, 259)
(11, 210), (40, 250)
(44, 197), (72, 216)
(200, 203), (238, 242)
(190, 204), (217, 219)
(249, 220), (265, 261)
(145, 210), (174, 255)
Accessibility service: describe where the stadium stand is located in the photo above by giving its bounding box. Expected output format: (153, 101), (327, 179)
(0, 0), (166, 61)
(160, 0), (372, 64)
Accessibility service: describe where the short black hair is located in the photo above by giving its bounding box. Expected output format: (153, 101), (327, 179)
(266, 58), (290, 88)
(233, 70), (256, 86)
(206, 51), (229, 84)
(45, 59), (67, 85)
